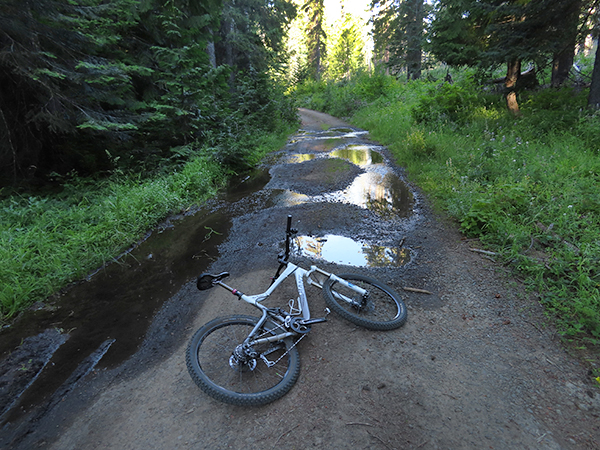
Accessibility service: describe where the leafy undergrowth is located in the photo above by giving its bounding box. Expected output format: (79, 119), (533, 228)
(294, 70), (600, 357)
(0, 126), (293, 322)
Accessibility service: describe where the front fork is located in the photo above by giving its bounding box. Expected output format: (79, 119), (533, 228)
(306, 266), (369, 307)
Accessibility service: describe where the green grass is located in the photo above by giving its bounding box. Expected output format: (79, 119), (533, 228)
(0, 155), (223, 320)
(294, 70), (600, 343)
(0, 127), (293, 322)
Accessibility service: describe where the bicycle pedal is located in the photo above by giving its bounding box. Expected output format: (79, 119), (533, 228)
(300, 317), (327, 325)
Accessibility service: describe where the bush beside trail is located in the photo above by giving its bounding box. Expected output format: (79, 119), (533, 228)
(294, 69), (600, 348)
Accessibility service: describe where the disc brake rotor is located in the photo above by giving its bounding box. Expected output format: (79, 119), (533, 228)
(229, 354), (257, 372)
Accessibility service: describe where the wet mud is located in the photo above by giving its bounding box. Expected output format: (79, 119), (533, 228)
(1, 109), (598, 450)
(0, 109), (417, 442)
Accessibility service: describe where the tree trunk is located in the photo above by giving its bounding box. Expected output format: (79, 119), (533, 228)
(552, 47), (575, 87)
(505, 59), (521, 116)
(588, 41), (600, 109)
(314, 34), (322, 81)
(225, 19), (235, 68)
(306, 0), (325, 82)
(224, 13), (236, 87)
(206, 28), (216, 69)
(551, 0), (580, 87)
(0, 102), (17, 184)
(405, 0), (423, 81)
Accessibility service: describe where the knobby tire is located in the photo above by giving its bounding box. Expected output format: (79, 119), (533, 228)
(186, 315), (300, 406)
(323, 274), (407, 330)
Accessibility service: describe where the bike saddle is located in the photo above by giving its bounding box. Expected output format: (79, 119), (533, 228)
(197, 272), (230, 290)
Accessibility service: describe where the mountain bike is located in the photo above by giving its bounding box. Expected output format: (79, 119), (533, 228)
(186, 215), (407, 406)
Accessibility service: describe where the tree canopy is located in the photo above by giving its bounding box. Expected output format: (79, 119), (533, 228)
(303, 0), (327, 81)
(370, 0), (426, 80)
(3, 0), (600, 186)
(327, 13), (366, 79)
(429, 0), (591, 69)
(367, 0), (600, 110)
(0, 0), (297, 186)
(426, 0), (600, 112)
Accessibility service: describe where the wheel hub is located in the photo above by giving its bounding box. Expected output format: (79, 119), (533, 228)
(229, 345), (258, 372)
(353, 295), (374, 313)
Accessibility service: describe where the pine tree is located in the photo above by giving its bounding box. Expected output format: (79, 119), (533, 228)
(326, 13), (365, 80)
(427, 0), (486, 67)
(303, 0), (327, 81)
(551, 0), (582, 87)
(0, 0), (298, 184)
(588, 6), (600, 108)
(370, 0), (425, 80)
(428, 0), (599, 114)
(0, 0), (146, 181)
(215, 0), (296, 72)
(589, 41), (600, 108)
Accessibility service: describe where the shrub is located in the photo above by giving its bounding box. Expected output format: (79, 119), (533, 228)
(411, 79), (483, 126)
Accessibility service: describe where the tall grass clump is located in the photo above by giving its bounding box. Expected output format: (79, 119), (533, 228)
(0, 155), (222, 320)
(0, 125), (295, 322)
(295, 70), (600, 343)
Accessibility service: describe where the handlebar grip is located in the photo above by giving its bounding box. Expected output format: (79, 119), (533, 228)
(284, 215), (292, 260)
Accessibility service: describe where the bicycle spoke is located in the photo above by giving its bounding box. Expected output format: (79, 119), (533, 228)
(323, 274), (407, 330)
(186, 316), (300, 405)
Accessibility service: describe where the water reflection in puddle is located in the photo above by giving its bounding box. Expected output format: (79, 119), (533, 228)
(268, 190), (312, 206)
(295, 235), (411, 267)
(330, 146), (384, 165)
(286, 154), (317, 164)
(285, 145), (383, 166)
(295, 127), (369, 140)
(337, 171), (412, 219)
(282, 145), (413, 219)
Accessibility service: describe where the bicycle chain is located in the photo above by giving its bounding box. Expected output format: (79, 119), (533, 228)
(257, 320), (306, 368)
(260, 333), (305, 367)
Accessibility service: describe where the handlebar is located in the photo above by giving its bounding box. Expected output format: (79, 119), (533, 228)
(283, 215), (297, 262)
(199, 215), (300, 290)
(273, 215), (297, 282)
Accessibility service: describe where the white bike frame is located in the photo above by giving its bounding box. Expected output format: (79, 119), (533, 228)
(215, 262), (368, 346)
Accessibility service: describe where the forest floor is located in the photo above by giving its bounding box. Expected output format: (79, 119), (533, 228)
(2, 109), (600, 449)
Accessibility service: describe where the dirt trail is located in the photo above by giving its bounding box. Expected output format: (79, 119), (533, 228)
(4, 109), (600, 449)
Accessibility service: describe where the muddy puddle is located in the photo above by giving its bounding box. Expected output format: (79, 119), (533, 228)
(295, 234), (411, 267)
(0, 123), (416, 427)
(275, 144), (413, 219)
(0, 208), (232, 424)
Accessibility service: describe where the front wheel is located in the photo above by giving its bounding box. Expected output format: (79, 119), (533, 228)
(186, 315), (300, 406)
(323, 274), (407, 331)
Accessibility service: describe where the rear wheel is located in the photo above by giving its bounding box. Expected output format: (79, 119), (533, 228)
(323, 274), (407, 330)
(186, 315), (300, 406)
